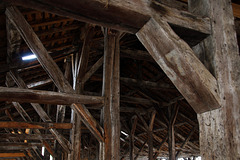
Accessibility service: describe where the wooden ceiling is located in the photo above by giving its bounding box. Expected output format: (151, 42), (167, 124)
(0, 0), (239, 159)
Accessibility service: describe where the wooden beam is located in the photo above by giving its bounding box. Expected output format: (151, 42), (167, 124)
(0, 153), (26, 158)
(134, 139), (147, 160)
(6, 6), (104, 143)
(189, 0), (240, 159)
(81, 56), (104, 84)
(148, 111), (156, 160)
(8, 71), (71, 154)
(0, 86), (104, 105)
(75, 25), (95, 92)
(136, 17), (220, 113)
(101, 29), (121, 159)
(0, 142), (42, 149)
(176, 125), (197, 158)
(168, 104), (179, 160)
(130, 116), (138, 160)
(0, 121), (72, 129)
(153, 135), (168, 159)
(120, 77), (174, 90)
(10, 102), (55, 158)
(3, 0), (211, 34)
(0, 134), (55, 140)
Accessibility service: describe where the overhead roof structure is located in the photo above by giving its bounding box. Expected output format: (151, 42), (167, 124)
(0, 0), (239, 160)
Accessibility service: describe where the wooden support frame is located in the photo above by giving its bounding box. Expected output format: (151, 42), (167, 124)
(136, 17), (220, 113)
(101, 28), (121, 159)
(188, 0), (240, 159)
(5, 6), (104, 143)
(0, 86), (104, 105)
(0, 134), (55, 140)
(0, 121), (73, 129)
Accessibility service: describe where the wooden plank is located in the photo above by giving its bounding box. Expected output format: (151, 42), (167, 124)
(0, 134), (55, 140)
(0, 86), (104, 105)
(189, 0), (240, 159)
(3, 0), (211, 34)
(6, 6), (104, 143)
(136, 17), (221, 113)
(0, 121), (72, 129)
(0, 153), (26, 158)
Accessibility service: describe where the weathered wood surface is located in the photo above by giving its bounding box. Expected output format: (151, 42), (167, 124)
(188, 0), (240, 159)
(176, 125), (197, 158)
(168, 104), (179, 160)
(0, 87), (104, 105)
(6, 6), (104, 142)
(8, 71), (71, 154)
(136, 17), (220, 113)
(0, 153), (26, 158)
(3, 0), (210, 34)
(0, 134), (55, 140)
(130, 116), (138, 160)
(0, 121), (72, 129)
(101, 29), (121, 160)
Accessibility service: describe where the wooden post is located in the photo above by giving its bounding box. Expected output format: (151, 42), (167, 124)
(188, 0), (240, 159)
(130, 116), (138, 160)
(101, 29), (121, 160)
(168, 104), (179, 160)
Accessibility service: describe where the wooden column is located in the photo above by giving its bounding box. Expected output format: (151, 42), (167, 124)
(148, 111), (156, 160)
(101, 29), (121, 160)
(129, 116), (138, 160)
(168, 104), (179, 160)
(188, 0), (240, 159)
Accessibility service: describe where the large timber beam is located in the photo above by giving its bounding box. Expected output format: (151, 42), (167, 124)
(0, 121), (72, 129)
(3, 0), (210, 34)
(188, 0), (240, 159)
(0, 87), (104, 105)
(100, 29), (121, 159)
(136, 17), (221, 113)
(6, 6), (104, 142)
(0, 134), (55, 140)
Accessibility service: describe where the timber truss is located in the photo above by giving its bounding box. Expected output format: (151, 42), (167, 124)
(0, 0), (239, 159)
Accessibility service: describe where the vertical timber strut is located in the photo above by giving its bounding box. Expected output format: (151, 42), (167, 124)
(101, 28), (121, 160)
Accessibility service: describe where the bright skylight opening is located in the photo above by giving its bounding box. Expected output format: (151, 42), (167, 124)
(121, 131), (128, 136)
(41, 147), (45, 156)
(22, 54), (37, 60)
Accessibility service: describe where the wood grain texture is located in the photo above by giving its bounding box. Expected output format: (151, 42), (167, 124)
(3, 0), (210, 34)
(136, 18), (220, 113)
(0, 121), (72, 129)
(189, 0), (240, 159)
(0, 87), (104, 105)
(6, 6), (104, 143)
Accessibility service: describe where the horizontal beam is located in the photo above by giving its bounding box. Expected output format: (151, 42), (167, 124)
(0, 153), (26, 158)
(3, 0), (210, 34)
(0, 133), (55, 140)
(0, 121), (72, 129)
(0, 142), (42, 150)
(0, 87), (104, 105)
